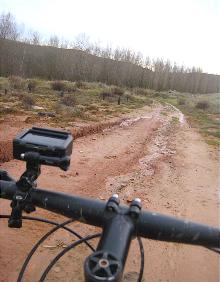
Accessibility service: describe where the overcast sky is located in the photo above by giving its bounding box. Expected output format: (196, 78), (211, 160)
(0, 0), (219, 74)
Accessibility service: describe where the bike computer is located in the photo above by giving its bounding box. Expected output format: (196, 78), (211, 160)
(13, 127), (73, 170)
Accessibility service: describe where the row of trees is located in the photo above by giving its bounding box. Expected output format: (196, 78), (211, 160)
(0, 12), (219, 93)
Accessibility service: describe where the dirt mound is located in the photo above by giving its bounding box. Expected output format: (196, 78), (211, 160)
(0, 140), (13, 163)
(71, 119), (123, 139)
(0, 117), (125, 164)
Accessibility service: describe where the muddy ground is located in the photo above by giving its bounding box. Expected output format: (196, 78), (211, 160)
(0, 105), (219, 282)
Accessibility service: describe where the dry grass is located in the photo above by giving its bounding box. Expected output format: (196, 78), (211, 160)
(0, 77), (152, 122)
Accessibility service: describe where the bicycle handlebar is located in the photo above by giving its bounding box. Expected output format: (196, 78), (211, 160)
(1, 180), (219, 248)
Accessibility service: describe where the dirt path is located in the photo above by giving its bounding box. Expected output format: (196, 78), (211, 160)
(0, 105), (219, 282)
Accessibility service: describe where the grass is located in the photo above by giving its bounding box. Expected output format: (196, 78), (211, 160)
(205, 139), (220, 146)
(0, 77), (153, 123)
(153, 91), (220, 146)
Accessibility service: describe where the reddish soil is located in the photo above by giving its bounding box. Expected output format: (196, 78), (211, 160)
(0, 105), (219, 282)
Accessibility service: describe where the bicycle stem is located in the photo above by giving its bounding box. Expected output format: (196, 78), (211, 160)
(84, 195), (140, 281)
(84, 214), (136, 282)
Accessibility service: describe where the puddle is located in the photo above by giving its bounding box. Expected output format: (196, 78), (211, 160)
(103, 105), (183, 199)
(119, 115), (153, 127)
(120, 117), (142, 127)
(165, 103), (186, 125)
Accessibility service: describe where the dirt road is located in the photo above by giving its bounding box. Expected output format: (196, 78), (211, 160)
(0, 105), (219, 282)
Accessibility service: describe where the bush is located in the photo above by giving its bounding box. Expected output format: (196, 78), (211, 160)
(64, 83), (77, 93)
(153, 92), (161, 97)
(100, 91), (113, 100)
(75, 81), (86, 89)
(61, 95), (76, 106)
(51, 80), (65, 91)
(27, 79), (38, 92)
(178, 98), (186, 105)
(133, 88), (149, 96)
(195, 101), (209, 110)
(85, 104), (99, 111)
(125, 94), (136, 101)
(22, 94), (35, 109)
(9, 76), (25, 90)
(112, 87), (124, 96)
(71, 106), (85, 118)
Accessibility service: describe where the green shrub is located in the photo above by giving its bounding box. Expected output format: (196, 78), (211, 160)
(206, 139), (220, 146)
(211, 131), (220, 138)
(75, 81), (86, 89)
(9, 76), (25, 89)
(133, 88), (149, 96)
(195, 101), (209, 110)
(124, 94), (138, 102)
(100, 91), (113, 100)
(112, 87), (124, 96)
(22, 94), (35, 109)
(61, 94), (76, 106)
(51, 80), (65, 91)
(85, 104), (99, 111)
(64, 83), (77, 92)
(178, 98), (186, 105)
(27, 79), (38, 92)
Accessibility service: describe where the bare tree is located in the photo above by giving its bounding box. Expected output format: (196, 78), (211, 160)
(0, 12), (20, 40)
(73, 33), (91, 51)
(60, 38), (69, 49)
(101, 44), (113, 59)
(48, 35), (59, 47)
(89, 41), (101, 56)
(0, 13), (219, 94)
(30, 31), (41, 45)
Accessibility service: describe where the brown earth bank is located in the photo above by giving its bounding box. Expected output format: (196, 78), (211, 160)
(0, 114), (129, 163)
(0, 105), (219, 282)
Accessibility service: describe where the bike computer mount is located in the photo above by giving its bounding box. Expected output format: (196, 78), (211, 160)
(8, 127), (73, 228)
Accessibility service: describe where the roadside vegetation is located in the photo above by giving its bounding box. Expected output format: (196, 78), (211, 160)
(0, 76), (153, 124)
(0, 75), (219, 146)
(154, 91), (220, 146)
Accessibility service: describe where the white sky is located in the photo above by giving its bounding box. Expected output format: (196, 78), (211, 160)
(0, 0), (219, 74)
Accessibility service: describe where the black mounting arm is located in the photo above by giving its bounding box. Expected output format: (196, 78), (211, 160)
(8, 152), (41, 228)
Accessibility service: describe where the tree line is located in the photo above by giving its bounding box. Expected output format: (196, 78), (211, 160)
(0, 12), (219, 93)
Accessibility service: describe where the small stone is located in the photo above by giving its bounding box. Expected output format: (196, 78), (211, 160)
(43, 245), (57, 249)
(54, 266), (61, 273)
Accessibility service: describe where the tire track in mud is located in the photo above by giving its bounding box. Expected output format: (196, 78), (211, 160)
(103, 105), (183, 202)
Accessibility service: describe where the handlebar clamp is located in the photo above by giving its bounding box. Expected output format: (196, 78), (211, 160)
(106, 194), (120, 213)
(129, 198), (142, 219)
